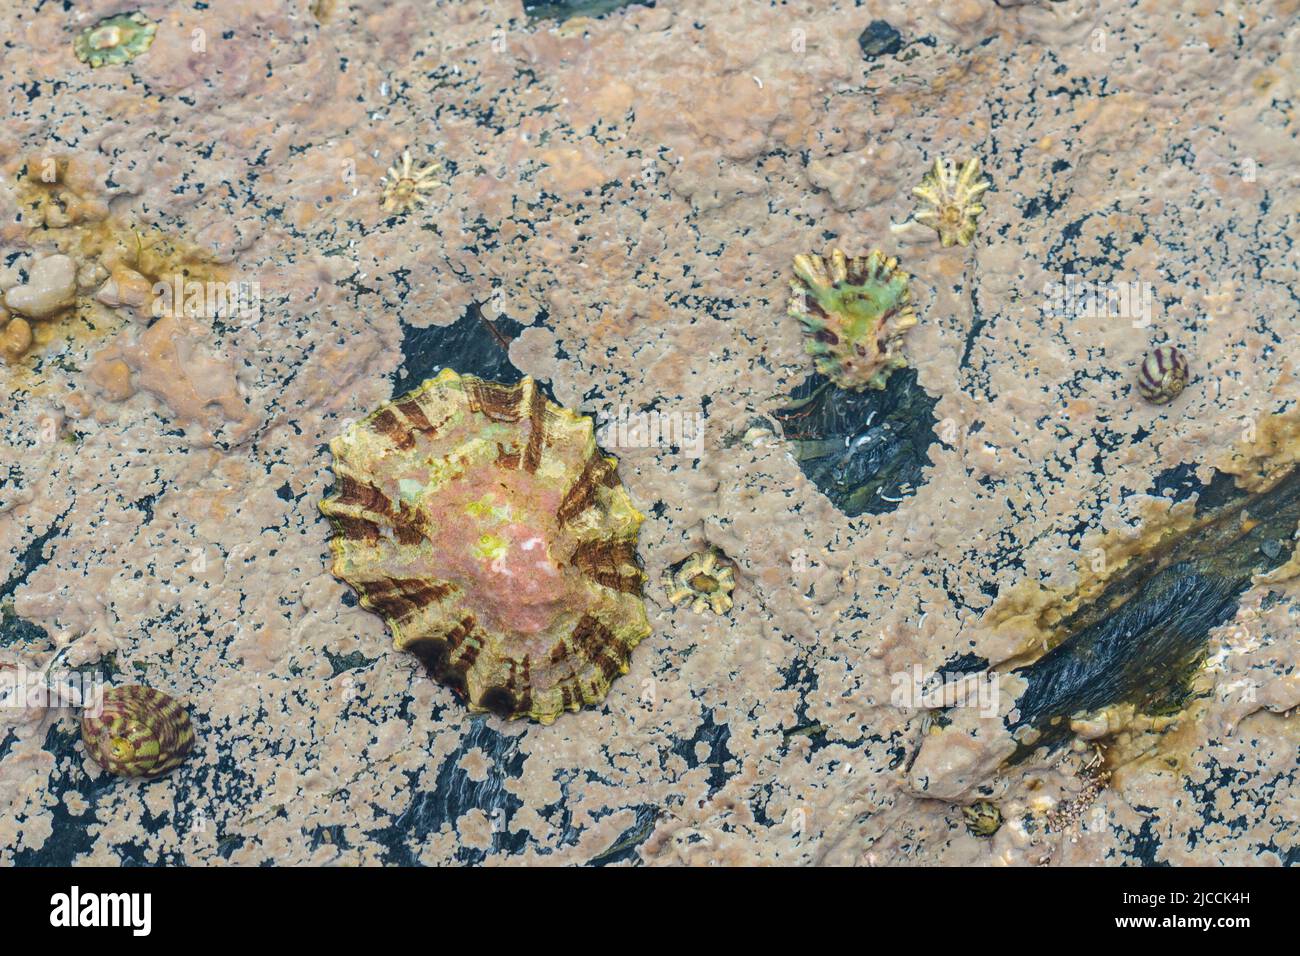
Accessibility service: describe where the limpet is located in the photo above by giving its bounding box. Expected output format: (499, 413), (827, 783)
(321, 370), (651, 723)
(380, 150), (443, 214)
(73, 12), (158, 69)
(788, 248), (917, 391)
(963, 801), (1002, 837)
(663, 549), (736, 615)
(910, 156), (991, 248)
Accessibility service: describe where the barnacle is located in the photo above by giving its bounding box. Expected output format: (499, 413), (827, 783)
(910, 156), (990, 247)
(320, 370), (651, 723)
(962, 801), (1002, 837)
(81, 685), (195, 779)
(380, 149), (443, 214)
(663, 549), (736, 615)
(788, 249), (917, 391)
(73, 12), (158, 68)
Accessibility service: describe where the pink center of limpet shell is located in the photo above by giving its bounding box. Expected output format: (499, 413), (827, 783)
(420, 461), (577, 637)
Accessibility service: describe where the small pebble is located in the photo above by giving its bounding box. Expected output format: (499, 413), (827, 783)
(3, 254), (78, 319)
(1, 317), (34, 358)
(96, 266), (154, 314)
(1260, 540), (1282, 561)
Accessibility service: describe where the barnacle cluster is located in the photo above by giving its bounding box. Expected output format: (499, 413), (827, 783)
(380, 150), (444, 214)
(73, 12), (158, 68)
(1044, 767), (1111, 833)
(910, 156), (991, 247)
(788, 249), (917, 391)
(663, 549), (736, 615)
(321, 370), (651, 723)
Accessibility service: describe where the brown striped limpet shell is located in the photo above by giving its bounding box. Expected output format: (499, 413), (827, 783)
(81, 685), (195, 778)
(320, 369), (651, 723)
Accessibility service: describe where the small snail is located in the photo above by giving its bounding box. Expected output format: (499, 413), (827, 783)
(1137, 345), (1189, 404)
(81, 685), (195, 778)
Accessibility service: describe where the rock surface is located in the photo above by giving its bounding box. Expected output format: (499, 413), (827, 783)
(3, 255), (77, 320)
(0, 0), (1296, 867)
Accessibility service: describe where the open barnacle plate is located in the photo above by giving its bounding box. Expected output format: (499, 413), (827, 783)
(320, 369), (651, 723)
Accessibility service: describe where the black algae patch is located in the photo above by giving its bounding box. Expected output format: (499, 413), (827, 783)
(392, 302), (529, 394)
(858, 20), (904, 59)
(524, 0), (654, 22)
(772, 368), (943, 518)
(1007, 464), (1300, 758)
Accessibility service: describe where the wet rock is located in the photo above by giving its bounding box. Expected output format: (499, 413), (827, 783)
(858, 20), (903, 60)
(3, 255), (78, 320)
(524, 0), (653, 21)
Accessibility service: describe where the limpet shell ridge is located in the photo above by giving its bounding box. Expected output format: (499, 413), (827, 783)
(320, 369), (651, 724)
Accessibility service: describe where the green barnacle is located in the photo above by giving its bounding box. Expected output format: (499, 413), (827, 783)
(73, 12), (158, 69)
(788, 249), (917, 391)
(963, 801), (1002, 837)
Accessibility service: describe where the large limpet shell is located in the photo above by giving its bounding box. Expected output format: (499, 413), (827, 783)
(320, 370), (651, 723)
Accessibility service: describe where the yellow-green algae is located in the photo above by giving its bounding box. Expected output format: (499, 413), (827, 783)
(73, 12), (158, 69)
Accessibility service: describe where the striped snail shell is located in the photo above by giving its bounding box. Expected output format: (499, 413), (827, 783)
(81, 685), (195, 778)
(1137, 345), (1189, 405)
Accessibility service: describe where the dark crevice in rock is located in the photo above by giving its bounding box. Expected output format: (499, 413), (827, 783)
(392, 301), (533, 395)
(772, 368), (943, 517)
(589, 804), (660, 866)
(523, 0), (654, 23)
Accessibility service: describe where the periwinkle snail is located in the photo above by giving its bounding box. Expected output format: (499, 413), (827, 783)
(81, 684), (195, 778)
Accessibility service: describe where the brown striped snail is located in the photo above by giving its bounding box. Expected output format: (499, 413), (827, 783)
(81, 685), (195, 778)
(1137, 345), (1189, 405)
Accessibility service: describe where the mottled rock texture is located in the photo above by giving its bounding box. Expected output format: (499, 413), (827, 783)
(0, 0), (1297, 866)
